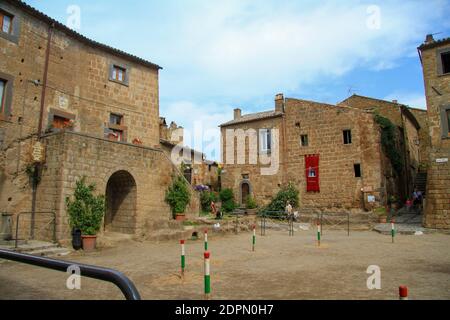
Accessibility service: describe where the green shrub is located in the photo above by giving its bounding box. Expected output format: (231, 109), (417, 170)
(200, 191), (218, 212)
(246, 196), (257, 209)
(374, 114), (404, 175)
(66, 177), (105, 236)
(219, 188), (237, 213)
(165, 175), (191, 218)
(265, 183), (299, 214)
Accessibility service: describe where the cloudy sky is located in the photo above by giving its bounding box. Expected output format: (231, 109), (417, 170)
(27, 0), (450, 160)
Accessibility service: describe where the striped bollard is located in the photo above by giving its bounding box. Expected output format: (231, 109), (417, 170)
(252, 225), (256, 252)
(180, 240), (185, 278)
(399, 286), (408, 300)
(391, 219), (395, 243)
(204, 252), (211, 300)
(317, 221), (321, 247)
(204, 229), (208, 251)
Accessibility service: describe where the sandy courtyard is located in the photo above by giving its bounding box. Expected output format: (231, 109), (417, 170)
(1, 228), (449, 300)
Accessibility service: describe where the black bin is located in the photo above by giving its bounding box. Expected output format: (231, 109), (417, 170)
(72, 228), (82, 250)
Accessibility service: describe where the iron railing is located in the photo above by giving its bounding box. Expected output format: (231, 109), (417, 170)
(15, 211), (56, 248)
(0, 249), (141, 300)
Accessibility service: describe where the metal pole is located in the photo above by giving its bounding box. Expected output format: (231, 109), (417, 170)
(0, 249), (141, 300)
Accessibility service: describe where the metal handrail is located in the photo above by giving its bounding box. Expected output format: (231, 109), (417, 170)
(0, 249), (141, 300)
(15, 211), (56, 248)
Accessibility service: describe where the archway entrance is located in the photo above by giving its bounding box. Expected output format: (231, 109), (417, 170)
(241, 181), (250, 206)
(105, 170), (137, 234)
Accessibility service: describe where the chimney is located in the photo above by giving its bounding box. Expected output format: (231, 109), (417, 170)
(425, 34), (435, 44)
(275, 93), (284, 113)
(392, 99), (398, 104)
(234, 108), (242, 120)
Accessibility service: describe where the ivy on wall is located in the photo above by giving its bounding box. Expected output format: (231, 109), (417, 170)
(374, 114), (404, 176)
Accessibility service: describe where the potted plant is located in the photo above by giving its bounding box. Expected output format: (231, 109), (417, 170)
(66, 177), (105, 251)
(246, 196), (258, 215)
(374, 207), (388, 223)
(165, 175), (191, 221)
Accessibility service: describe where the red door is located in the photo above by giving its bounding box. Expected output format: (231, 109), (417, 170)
(305, 154), (320, 192)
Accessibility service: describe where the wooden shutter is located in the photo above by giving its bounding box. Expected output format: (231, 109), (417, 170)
(305, 154), (320, 192)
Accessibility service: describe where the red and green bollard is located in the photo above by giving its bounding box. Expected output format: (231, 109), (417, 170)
(204, 229), (208, 251)
(317, 221), (322, 247)
(391, 219), (396, 243)
(399, 286), (408, 300)
(180, 239), (186, 278)
(204, 251), (211, 300)
(252, 225), (256, 252)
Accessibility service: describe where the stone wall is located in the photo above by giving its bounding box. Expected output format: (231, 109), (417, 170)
(419, 37), (450, 229)
(220, 97), (385, 211)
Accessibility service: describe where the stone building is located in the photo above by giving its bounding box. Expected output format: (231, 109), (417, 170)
(339, 95), (423, 200)
(220, 94), (395, 212)
(159, 117), (220, 191)
(0, 0), (198, 241)
(418, 34), (450, 229)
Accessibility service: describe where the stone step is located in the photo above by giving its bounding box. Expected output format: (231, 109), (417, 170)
(27, 247), (72, 257)
(14, 241), (59, 253)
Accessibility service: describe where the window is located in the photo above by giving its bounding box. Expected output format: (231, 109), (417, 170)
(52, 115), (72, 129)
(107, 129), (124, 142)
(106, 113), (126, 142)
(354, 164), (361, 178)
(0, 79), (5, 114)
(301, 135), (309, 147)
(442, 52), (450, 74)
(0, 11), (13, 34)
(110, 113), (123, 125)
(343, 130), (352, 145)
(259, 129), (272, 153)
(447, 110), (450, 135)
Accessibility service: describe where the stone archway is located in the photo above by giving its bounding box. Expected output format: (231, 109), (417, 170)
(105, 170), (137, 234)
(240, 180), (252, 206)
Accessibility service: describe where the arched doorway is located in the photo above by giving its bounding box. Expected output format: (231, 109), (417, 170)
(240, 181), (251, 206)
(105, 170), (137, 234)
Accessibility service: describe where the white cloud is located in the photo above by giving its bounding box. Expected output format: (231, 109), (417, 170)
(384, 92), (427, 109)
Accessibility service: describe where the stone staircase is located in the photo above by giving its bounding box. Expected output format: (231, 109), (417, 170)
(415, 172), (428, 194)
(0, 240), (71, 257)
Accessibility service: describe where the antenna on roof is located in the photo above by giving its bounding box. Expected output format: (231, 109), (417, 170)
(347, 85), (358, 97)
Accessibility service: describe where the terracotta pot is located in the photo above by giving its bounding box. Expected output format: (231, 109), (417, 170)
(175, 214), (186, 221)
(379, 216), (387, 223)
(81, 235), (97, 251)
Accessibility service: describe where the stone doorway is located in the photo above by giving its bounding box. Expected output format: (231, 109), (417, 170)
(105, 170), (137, 234)
(240, 181), (251, 206)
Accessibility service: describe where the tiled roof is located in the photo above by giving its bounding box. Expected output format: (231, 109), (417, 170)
(418, 36), (450, 50)
(219, 110), (283, 127)
(8, 0), (162, 70)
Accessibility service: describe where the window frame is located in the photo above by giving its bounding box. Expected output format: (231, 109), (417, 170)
(300, 134), (309, 147)
(259, 128), (272, 153)
(343, 129), (352, 145)
(0, 3), (20, 43)
(441, 105), (450, 139)
(109, 63), (130, 86)
(354, 163), (362, 178)
(0, 72), (14, 121)
(436, 47), (450, 76)
(0, 79), (5, 115)
(0, 11), (13, 34)
(106, 112), (128, 142)
(47, 108), (76, 132)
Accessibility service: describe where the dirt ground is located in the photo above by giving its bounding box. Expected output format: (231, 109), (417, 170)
(1, 228), (450, 300)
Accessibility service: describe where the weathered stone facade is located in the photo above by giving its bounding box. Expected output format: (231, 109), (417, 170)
(340, 95), (423, 199)
(418, 35), (450, 229)
(0, 0), (198, 241)
(220, 95), (388, 212)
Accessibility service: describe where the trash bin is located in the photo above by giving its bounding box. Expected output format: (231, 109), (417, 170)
(0, 213), (13, 241)
(72, 228), (82, 250)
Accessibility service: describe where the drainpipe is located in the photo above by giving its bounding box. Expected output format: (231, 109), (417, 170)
(31, 23), (54, 240)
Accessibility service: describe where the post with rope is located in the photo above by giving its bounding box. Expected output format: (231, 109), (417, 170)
(391, 219), (395, 243)
(252, 224), (256, 251)
(204, 229), (208, 251)
(317, 220), (321, 247)
(204, 252), (211, 300)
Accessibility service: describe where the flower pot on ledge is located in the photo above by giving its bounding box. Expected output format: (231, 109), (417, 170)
(175, 214), (186, 221)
